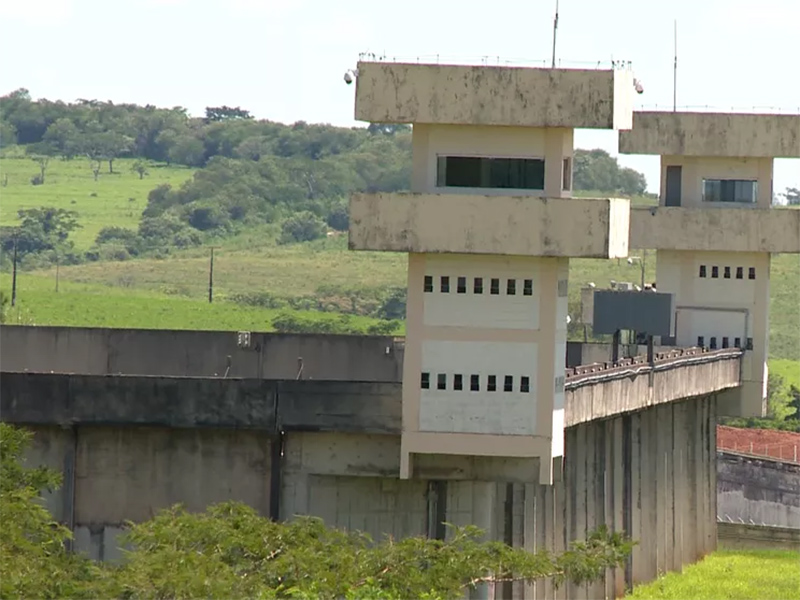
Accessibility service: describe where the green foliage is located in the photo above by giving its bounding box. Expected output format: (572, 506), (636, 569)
(573, 149), (647, 196)
(721, 368), (800, 432)
(271, 310), (398, 335)
(280, 210), (327, 244)
(0, 423), (633, 599)
(0, 206), (82, 266)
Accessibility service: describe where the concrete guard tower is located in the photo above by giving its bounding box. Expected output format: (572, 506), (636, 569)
(620, 111), (800, 417)
(348, 61), (635, 485)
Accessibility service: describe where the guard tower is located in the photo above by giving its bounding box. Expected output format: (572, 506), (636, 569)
(349, 61), (635, 484)
(621, 111), (800, 416)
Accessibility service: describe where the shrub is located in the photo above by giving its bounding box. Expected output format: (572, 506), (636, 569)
(279, 210), (327, 244)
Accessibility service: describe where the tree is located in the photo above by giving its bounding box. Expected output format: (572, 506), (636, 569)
(0, 207), (81, 258)
(132, 159), (149, 180)
(280, 211), (327, 244)
(783, 187), (800, 206)
(167, 135), (205, 167)
(25, 142), (57, 184)
(573, 149), (648, 196)
(204, 105), (253, 123)
(43, 118), (81, 159)
(0, 119), (17, 148)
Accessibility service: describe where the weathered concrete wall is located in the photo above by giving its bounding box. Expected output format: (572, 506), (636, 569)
(349, 193), (630, 258)
(717, 451), (800, 529)
(15, 393), (719, 598)
(717, 523), (800, 551)
(619, 112), (800, 158)
(0, 326), (403, 381)
(629, 206), (800, 253)
(354, 61), (634, 130)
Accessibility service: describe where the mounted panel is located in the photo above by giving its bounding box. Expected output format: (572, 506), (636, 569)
(349, 193), (630, 258)
(592, 290), (675, 337)
(619, 111), (800, 158)
(354, 61), (634, 130)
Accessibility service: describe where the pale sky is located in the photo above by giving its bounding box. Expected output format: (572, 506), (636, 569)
(2, 0), (798, 194)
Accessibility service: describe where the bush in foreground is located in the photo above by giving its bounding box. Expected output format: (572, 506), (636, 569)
(0, 423), (633, 599)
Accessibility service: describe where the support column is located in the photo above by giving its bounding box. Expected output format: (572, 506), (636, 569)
(469, 482), (498, 600)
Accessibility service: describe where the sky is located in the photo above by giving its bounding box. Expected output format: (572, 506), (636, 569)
(2, 0), (798, 194)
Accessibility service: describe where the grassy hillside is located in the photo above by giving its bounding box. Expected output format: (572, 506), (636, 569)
(0, 152), (193, 249)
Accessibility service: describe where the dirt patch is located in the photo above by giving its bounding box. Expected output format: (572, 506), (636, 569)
(717, 425), (800, 462)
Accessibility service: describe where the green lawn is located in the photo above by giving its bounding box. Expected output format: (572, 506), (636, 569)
(0, 153), (193, 249)
(0, 272), (392, 333)
(627, 549), (800, 600)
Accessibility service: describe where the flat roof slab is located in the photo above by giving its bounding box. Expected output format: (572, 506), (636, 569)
(354, 61), (634, 130)
(619, 111), (800, 158)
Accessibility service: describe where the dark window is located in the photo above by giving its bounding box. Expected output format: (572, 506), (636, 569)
(504, 375), (513, 392)
(474, 277), (484, 294)
(421, 372), (430, 389)
(711, 266), (719, 278)
(490, 278), (500, 295)
(437, 373), (447, 390)
(722, 337), (729, 349)
(734, 337), (741, 348)
(457, 276), (467, 294)
(562, 157), (572, 191)
(520, 376), (531, 393)
(724, 266), (731, 279)
(507, 279), (516, 295)
(453, 374), (463, 391)
(710, 337), (717, 350)
(487, 375), (497, 392)
(736, 267), (743, 280)
(436, 156), (545, 190)
(523, 279), (533, 296)
(702, 179), (758, 203)
(424, 275), (433, 293)
(749, 267), (756, 280)
(440, 276), (450, 293)
(665, 165), (682, 206)
(470, 374), (480, 391)
(699, 265), (707, 278)
(697, 336), (705, 347)
(746, 338), (753, 350)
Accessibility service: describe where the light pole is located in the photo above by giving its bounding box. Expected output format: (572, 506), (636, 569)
(627, 250), (646, 289)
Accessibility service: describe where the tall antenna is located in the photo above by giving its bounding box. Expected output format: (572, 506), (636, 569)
(551, 0), (560, 68)
(673, 20), (678, 111)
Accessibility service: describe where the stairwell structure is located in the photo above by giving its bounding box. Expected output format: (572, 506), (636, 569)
(621, 111), (800, 417)
(348, 61), (636, 484)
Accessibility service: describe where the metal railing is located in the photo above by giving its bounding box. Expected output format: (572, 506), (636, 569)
(718, 441), (800, 464)
(357, 51), (634, 71)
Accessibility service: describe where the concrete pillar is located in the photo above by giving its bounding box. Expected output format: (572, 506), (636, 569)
(469, 482), (498, 600)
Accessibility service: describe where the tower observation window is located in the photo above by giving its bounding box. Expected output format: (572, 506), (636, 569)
(437, 156), (545, 190)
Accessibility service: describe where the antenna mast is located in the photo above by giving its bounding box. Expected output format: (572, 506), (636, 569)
(551, 0), (560, 68)
(673, 19), (678, 111)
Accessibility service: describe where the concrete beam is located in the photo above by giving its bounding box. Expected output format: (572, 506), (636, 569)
(354, 61), (634, 130)
(629, 206), (800, 253)
(619, 112), (800, 158)
(349, 192), (630, 258)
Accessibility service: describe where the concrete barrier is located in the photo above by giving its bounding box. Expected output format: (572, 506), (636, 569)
(0, 325), (404, 382)
(717, 522), (800, 551)
(717, 451), (800, 530)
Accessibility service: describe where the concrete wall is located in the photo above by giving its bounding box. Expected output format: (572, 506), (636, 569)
(17, 393), (720, 599)
(629, 206), (800, 253)
(619, 112), (800, 158)
(717, 451), (800, 530)
(349, 193), (630, 258)
(354, 61), (634, 130)
(0, 326), (403, 381)
(717, 523), (800, 551)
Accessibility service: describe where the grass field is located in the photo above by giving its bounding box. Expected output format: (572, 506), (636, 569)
(0, 153), (193, 249)
(626, 549), (800, 600)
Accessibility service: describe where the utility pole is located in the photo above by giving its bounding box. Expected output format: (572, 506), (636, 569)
(673, 20), (678, 112)
(551, 0), (560, 68)
(11, 230), (18, 307)
(208, 247), (216, 303)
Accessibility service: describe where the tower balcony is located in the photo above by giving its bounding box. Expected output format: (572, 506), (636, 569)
(629, 206), (800, 253)
(349, 192), (631, 259)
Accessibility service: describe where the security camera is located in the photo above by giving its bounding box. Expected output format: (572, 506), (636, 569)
(627, 258), (634, 265)
(633, 78), (644, 94)
(344, 69), (358, 85)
